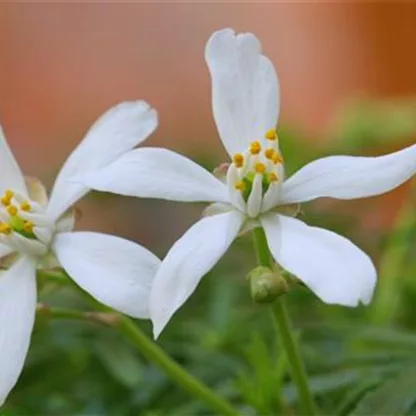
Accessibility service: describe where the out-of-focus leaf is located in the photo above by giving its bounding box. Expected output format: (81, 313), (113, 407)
(236, 332), (286, 414)
(283, 370), (359, 403)
(351, 366), (416, 415)
(335, 376), (382, 416)
(370, 184), (416, 326)
(94, 339), (143, 388)
(352, 326), (416, 350)
(331, 98), (416, 149)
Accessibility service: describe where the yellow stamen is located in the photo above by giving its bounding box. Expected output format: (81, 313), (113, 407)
(23, 221), (34, 234)
(1, 196), (11, 206)
(0, 223), (11, 235)
(20, 201), (31, 212)
(268, 172), (278, 182)
(254, 162), (266, 174)
(7, 205), (18, 216)
(1, 190), (13, 206)
(272, 153), (284, 165)
(249, 141), (262, 155)
(233, 153), (244, 168)
(265, 129), (277, 140)
(235, 181), (246, 191)
(4, 190), (14, 199)
(264, 148), (276, 160)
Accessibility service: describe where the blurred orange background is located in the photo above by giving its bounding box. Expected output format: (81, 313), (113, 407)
(1, 2), (415, 253)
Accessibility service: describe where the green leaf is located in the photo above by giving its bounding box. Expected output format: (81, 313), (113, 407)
(331, 98), (416, 149)
(351, 366), (416, 415)
(335, 376), (382, 416)
(283, 370), (359, 403)
(94, 339), (143, 388)
(353, 326), (416, 350)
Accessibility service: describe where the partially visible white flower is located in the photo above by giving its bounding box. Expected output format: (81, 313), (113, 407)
(77, 29), (416, 338)
(0, 101), (160, 404)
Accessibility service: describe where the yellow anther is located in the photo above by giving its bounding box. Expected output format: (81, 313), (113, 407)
(264, 148), (276, 160)
(233, 153), (244, 168)
(265, 129), (277, 140)
(272, 152), (284, 165)
(7, 205), (18, 216)
(268, 172), (279, 182)
(20, 201), (31, 212)
(1, 190), (13, 206)
(1, 196), (11, 206)
(249, 141), (262, 155)
(235, 181), (246, 191)
(0, 223), (11, 235)
(4, 190), (14, 199)
(254, 162), (267, 174)
(23, 221), (34, 234)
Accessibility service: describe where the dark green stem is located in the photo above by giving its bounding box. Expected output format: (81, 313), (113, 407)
(116, 317), (238, 415)
(36, 272), (238, 416)
(252, 227), (317, 415)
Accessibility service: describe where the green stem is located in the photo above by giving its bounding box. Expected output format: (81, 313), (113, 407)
(36, 304), (121, 326)
(37, 304), (87, 321)
(252, 227), (317, 415)
(36, 272), (238, 416)
(116, 317), (238, 416)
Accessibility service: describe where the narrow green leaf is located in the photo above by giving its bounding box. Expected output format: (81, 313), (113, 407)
(351, 366), (416, 415)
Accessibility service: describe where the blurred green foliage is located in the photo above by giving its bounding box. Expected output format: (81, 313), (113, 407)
(4, 98), (416, 415)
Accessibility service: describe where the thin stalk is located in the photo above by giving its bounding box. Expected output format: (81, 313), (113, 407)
(252, 227), (317, 415)
(116, 316), (238, 415)
(37, 304), (87, 321)
(37, 271), (238, 416)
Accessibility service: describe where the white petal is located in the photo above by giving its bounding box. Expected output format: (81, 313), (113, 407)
(260, 214), (376, 306)
(55, 208), (76, 233)
(0, 125), (27, 196)
(282, 143), (416, 204)
(47, 101), (158, 220)
(202, 202), (234, 218)
(53, 232), (160, 318)
(25, 177), (48, 207)
(150, 210), (244, 338)
(33, 226), (53, 245)
(74, 147), (229, 203)
(247, 173), (262, 218)
(8, 234), (47, 258)
(206, 28), (279, 156)
(0, 256), (37, 405)
(261, 182), (281, 213)
(0, 244), (14, 259)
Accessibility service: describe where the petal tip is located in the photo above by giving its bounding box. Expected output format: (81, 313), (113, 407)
(117, 100), (158, 123)
(206, 28), (262, 61)
(360, 286), (376, 306)
(207, 27), (235, 42)
(151, 319), (164, 340)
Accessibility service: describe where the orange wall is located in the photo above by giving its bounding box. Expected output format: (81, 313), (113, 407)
(0, 3), (415, 242)
(2, 3), (416, 169)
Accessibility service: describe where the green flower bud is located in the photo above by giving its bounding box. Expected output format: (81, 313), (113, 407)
(247, 266), (289, 303)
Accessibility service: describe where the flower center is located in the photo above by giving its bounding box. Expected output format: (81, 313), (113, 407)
(227, 129), (284, 218)
(0, 189), (53, 256)
(0, 190), (36, 238)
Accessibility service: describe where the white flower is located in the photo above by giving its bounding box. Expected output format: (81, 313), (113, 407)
(77, 29), (416, 338)
(0, 101), (161, 404)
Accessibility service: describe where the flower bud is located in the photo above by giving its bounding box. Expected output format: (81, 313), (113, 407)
(247, 266), (289, 303)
